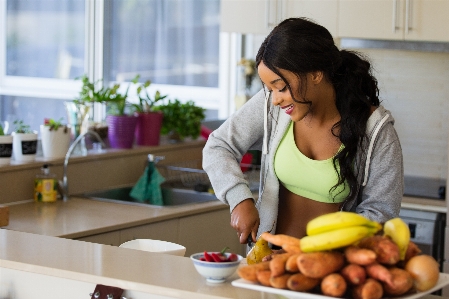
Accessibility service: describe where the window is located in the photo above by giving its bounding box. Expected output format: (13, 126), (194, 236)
(0, 0), (227, 135)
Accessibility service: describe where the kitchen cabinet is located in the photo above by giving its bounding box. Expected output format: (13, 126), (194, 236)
(75, 209), (246, 257)
(178, 209), (246, 256)
(339, 0), (449, 42)
(120, 219), (179, 245)
(220, 0), (338, 36)
(76, 230), (121, 246)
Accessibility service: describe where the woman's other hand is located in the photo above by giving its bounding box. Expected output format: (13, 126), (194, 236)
(231, 198), (260, 244)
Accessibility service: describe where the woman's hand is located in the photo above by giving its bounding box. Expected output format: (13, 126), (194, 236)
(231, 198), (260, 244)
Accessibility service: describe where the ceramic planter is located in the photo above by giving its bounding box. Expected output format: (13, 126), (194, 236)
(40, 125), (71, 159)
(0, 135), (13, 165)
(135, 111), (163, 146)
(12, 131), (38, 162)
(106, 115), (138, 149)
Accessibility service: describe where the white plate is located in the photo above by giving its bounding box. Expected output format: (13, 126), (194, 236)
(232, 272), (449, 299)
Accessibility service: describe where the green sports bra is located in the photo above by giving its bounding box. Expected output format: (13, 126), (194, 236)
(274, 122), (349, 203)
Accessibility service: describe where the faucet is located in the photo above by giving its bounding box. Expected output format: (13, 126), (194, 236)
(61, 130), (105, 201)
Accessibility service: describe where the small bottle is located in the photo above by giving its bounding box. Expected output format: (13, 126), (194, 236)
(34, 164), (58, 202)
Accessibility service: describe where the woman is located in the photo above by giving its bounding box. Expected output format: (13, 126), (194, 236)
(203, 18), (403, 246)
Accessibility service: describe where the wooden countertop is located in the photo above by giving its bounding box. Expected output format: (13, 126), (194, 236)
(3, 197), (228, 239)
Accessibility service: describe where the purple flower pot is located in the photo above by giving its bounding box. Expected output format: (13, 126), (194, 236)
(135, 111), (163, 146)
(106, 115), (138, 149)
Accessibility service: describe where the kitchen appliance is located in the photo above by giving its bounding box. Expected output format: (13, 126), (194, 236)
(399, 208), (446, 271)
(403, 175), (446, 200)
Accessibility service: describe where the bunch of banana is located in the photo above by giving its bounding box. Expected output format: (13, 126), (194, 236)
(383, 217), (410, 260)
(300, 212), (382, 253)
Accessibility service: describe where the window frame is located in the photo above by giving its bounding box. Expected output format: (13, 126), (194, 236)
(0, 0), (234, 122)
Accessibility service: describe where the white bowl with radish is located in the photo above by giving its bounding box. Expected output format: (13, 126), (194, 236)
(190, 251), (243, 283)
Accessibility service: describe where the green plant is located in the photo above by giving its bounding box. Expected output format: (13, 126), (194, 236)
(13, 120), (33, 134)
(131, 80), (168, 113)
(153, 99), (206, 140)
(0, 124), (4, 136)
(44, 118), (68, 133)
(74, 74), (140, 116)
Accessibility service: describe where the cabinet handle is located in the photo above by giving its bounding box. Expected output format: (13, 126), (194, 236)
(392, 0), (399, 33)
(405, 0), (412, 34)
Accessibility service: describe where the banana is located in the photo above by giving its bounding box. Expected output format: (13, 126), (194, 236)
(300, 225), (381, 252)
(383, 217), (410, 260)
(306, 211), (382, 236)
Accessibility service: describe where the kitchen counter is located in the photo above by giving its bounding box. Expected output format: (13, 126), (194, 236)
(3, 194), (446, 239)
(0, 229), (445, 299)
(3, 196), (227, 239)
(402, 196), (447, 213)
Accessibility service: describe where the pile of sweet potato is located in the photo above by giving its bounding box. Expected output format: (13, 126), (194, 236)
(237, 234), (426, 299)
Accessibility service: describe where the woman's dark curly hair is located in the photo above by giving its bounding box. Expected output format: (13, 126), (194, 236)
(256, 17), (380, 202)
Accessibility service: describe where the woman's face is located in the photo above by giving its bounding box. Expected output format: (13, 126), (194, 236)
(258, 61), (313, 122)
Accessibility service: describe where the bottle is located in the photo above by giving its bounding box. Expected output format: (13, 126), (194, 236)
(34, 164), (58, 202)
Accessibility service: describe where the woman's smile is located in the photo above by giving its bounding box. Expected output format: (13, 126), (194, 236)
(281, 103), (295, 115)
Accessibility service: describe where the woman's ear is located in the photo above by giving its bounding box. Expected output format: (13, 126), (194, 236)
(310, 71), (324, 84)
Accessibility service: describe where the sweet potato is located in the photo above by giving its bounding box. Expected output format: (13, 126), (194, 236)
(282, 243), (302, 254)
(404, 241), (422, 262)
(270, 252), (293, 277)
(261, 232), (301, 253)
(340, 263), (366, 285)
(256, 269), (272, 287)
(321, 273), (347, 298)
(237, 261), (270, 282)
(365, 263), (393, 285)
(383, 267), (414, 296)
(287, 273), (320, 292)
(270, 273), (291, 289)
(352, 278), (383, 299)
(344, 245), (377, 265)
(297, 251), (345, 279)
(285, 253), (302, 273)
(358, 235), (400, 265)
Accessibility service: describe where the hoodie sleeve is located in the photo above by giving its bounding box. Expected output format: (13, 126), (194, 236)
(355, 121), (404, 223)
(202, 89), (267, 212)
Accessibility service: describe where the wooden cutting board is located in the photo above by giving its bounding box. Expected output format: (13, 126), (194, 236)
(0, 205), (9, 227)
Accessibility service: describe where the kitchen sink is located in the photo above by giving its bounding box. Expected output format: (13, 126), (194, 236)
(80, 185), (218, 207)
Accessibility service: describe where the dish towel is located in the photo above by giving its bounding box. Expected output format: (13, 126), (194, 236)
(130, 161), (166, 205)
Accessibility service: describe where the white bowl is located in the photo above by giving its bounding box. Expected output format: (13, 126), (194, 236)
(119, 239), (186, 256)
(190, 252), (243, 283)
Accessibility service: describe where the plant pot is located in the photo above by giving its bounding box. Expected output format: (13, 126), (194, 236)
(12, 131), (38, 162)
(40, 125), (71, 159)
(135, 111), (163, 146)
(106, 115), (138, 149)
(0, 135), (13, 165)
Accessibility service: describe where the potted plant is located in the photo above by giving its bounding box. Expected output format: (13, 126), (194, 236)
(101, 75), (140, 149)
(131, 79), (167, 146)
(71, 74), (139, 149)
(153, 99), (206, 143)
(12, 120), (38, 162)
(40, 118), (71, 159)
(0, 122), (13, 165)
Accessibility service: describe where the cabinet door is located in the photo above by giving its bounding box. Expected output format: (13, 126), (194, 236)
(286, 0), (338, 36)
(339, 0), (405, 40)
(119, 219), (178, 244)
(178, 209), (246, 257)
(76, 231), (121, 246)
(405, 0), (449, 42)
(220, 0), (278, 34)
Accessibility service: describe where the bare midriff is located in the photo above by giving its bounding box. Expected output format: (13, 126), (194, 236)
(276, 184), (343, 239)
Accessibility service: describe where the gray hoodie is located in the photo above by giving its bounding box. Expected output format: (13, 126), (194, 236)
(203, 89), (404, 237)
